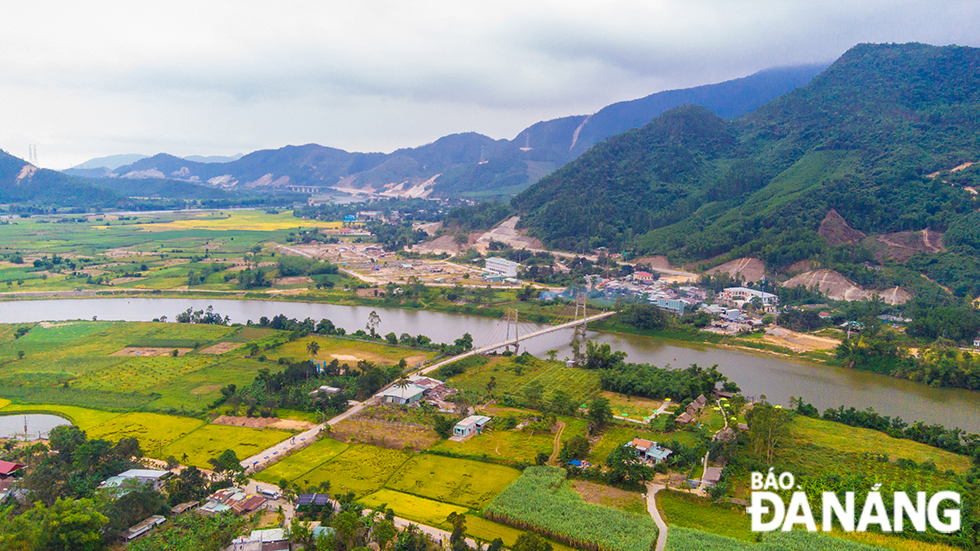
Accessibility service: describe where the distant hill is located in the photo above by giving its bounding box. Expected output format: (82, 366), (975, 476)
(70, 153), (148, 171)
(68, 64), (825, 199)
(513, 43), (980, 300)
(0, 150), (123, 208)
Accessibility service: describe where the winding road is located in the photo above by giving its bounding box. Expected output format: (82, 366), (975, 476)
(646, 483), (668, 551)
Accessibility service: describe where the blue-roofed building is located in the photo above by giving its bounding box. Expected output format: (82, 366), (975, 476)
(628, 438), (673, 464)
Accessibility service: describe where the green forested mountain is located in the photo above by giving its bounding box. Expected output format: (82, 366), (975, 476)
(0, 150), (124, 208)
(514, 43), (980, 291)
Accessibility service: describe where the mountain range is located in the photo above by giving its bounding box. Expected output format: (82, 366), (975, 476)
(512, 42), (980, 302)
(60, 64), (827, 200)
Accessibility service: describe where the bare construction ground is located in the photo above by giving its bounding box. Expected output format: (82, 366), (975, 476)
(781, 269), (910, 305)
(475, 216), (543, 251)
(764, 327), (840, 353)
(706, 257), (766, 283)
(873, 229), (945, 263)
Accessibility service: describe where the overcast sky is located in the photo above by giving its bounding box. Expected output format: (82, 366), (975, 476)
(2, 1), (977, 169)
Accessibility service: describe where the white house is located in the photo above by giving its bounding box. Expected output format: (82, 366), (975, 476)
(453, 415), (491, 437)
(485, 257), (520, 278)
(719, 287), (778, 307)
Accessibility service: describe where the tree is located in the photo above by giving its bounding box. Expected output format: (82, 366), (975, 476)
(745, 402), (790, 464)
(39, 498), (109, 551)
(605, 444), (653, 485)
(446, 512), (467, 551)
(366, 310), (382, 338)
(547, 390), (575, 415)
(307, 340), (321, 360)
(523, 381), (544, 408)
(433, 415), (456, 439)
(485, 376), (497, 397)
(513, 533), (553, 551)
(587, 397), (613, 432)
(373, 519), (397, 551)
(584, 341), (627, 370)
(545, 349), (558, 362)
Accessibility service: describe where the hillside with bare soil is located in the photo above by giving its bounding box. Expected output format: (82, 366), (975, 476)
(705, 257), (766, 283)
(818, 209), (867, 246)
(781, 269), (910, 304)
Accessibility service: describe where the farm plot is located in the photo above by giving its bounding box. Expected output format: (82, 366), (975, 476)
(162, 424), (290, 469)
(360, 489), (469, 529)
(385, 455), (521, 509)
(87, 412), (205, 456)
(484, 466), (656, 551)
(141, 357), (271, 412)
(254, 438), (349, 485)
(462, 515), (578, 551)
(665, 526), (895, 551)
(271, 336), (437, 368)
(297, 444), (409, 497)
(445, 356), (599, 404)
(73, 355), (219, 394)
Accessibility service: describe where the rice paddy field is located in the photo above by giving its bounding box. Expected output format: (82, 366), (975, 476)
(361, 489), (470, 527)
(384, 454), (522, 509)
(85, 412), (206, 455)
(254, 438), (350, 485)
(296, 444), (410, 496)
(160, 424), (291, 468)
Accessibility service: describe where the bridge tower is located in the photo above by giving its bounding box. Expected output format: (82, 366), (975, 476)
(504, 308), (520, 354)
(573, 291), (588, 343)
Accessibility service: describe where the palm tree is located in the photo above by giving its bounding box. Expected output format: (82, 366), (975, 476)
(394, 377), (411, 391)
(307, 340), (321, 361)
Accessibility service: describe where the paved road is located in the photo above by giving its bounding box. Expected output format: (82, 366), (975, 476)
(240, 400), (368, 472)
(646, 483), (668, 551)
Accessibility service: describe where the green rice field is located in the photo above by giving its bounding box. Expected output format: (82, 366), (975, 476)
(385, 454), (522, 508)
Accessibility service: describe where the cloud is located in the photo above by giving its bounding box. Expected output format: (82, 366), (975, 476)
(1, 0), (978, 168)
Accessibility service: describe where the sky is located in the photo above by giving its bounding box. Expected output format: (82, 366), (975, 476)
(2, 1), (978, 170)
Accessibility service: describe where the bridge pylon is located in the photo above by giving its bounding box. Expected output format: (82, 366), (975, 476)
(504, 308), (520, 354)
(573, 291), (588, 343)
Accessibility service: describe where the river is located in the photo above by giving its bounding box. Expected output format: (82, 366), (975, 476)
(2, 298), (979, 433)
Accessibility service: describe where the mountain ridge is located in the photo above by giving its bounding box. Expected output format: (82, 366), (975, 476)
(62, 64), (827, 199)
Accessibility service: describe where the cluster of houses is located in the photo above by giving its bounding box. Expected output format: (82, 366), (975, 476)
(675, 394), (709, 425)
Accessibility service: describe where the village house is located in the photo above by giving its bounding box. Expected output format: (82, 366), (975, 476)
(99, 468), (170, 495)
(453, 415), (492, 438)
(627, 438), (673, 464)
(231, 528), (290, 551)
(121, 515), (166, 543)
(0, 460), (26, 480)
(200, 488), (268, 516)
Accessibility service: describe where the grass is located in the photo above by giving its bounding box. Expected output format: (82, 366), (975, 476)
(162, 424), (291, 468)
(86, 412), (206, 457)
(296, 444), (410, 497)
(0, 403), (121, 430)
(570, 480), (647, 515)
(254, 438), (350, 485)
(601, 391), (662, 421)
(360, 489), (470, 529)
(385, 454), (522, 509)
(658, 490), (753, 542)
(788, 416), (972, 473)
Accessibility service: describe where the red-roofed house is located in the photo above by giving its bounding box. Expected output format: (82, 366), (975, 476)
(0, 461), (26, 479)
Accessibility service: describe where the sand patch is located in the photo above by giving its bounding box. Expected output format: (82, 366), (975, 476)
(191, 385), (222, 395)
(109, 277), (146, 285)
(763, 327), (840, 353)
(112, 347), (192, 357)
(706, 257), (766, 283)
(199, 342), (244, 355)
(331, 354), (361, 362)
